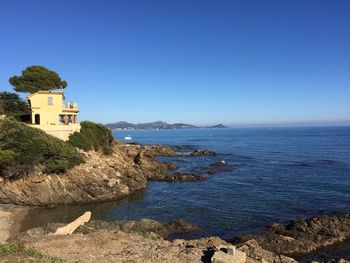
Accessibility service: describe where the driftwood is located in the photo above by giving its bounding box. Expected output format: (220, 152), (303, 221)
(53, 211), (91, 235)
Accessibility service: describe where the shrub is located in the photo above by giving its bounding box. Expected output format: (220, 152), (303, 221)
(0, 149), (15, 163)
(0, 117), (85, 180)
(0, 149), (16, 175)
(0, 243), (65, 262)
(68, 121), (114, 155)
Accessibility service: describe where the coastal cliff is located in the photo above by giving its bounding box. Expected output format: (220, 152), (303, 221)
(0, 148), (145, 206)
(0, 142), (206, 206)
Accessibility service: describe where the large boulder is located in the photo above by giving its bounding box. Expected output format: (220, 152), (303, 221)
(142, 145), (176, 157)
(11, 225), (228, 263)
(237, 239), (296, 263)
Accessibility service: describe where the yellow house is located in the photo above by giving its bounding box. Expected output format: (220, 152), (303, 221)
(27, 91), (81, 141)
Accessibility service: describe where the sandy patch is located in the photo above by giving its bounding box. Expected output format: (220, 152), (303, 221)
(0, 208), (12, 242)
(0, 206), (29, 243)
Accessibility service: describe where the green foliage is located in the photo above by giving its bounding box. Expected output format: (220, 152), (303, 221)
(0, 91), (29, 114)
(0, 149), (15, 165)
(0, 91), (30, 122)
(0, 117), (84, 180)
(69, 121), (114, 155)
(9, 65), (68, 93)
(0, 243), (65, 262)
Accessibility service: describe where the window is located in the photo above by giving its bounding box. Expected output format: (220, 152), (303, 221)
(59, 115), (65, 124)
(48, 96), (53, 105)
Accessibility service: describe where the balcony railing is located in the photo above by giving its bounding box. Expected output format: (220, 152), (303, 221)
(63, 102), (78, 110)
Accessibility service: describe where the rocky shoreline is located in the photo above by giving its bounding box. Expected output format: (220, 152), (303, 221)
(234, 213), (350, 258)
(0, 142), (217, 206)
(2, 212), (349, 262)
(1, 141), (350, 262)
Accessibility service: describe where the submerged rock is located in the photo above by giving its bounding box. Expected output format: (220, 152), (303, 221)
(173, 145), (197, 151)
(190, 150), (217, 156)
(164, 162), (179, 170)
(210, 160), (226, 167)
(207, 169), (218, 175)
(154, 172), (207, 182)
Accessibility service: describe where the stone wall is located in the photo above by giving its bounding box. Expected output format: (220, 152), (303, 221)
(28, 123), (81, 141)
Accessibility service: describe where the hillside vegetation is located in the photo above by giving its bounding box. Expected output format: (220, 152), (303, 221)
(0, 117), (84, 180)
(68, 121), (114, 155)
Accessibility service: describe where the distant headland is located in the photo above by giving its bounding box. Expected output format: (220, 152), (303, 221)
(105, 121), (228, 130)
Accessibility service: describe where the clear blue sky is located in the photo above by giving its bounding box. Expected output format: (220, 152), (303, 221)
(1, 0), (349, 126)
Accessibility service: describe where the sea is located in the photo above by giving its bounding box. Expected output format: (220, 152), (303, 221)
(22, 127), (350, 259)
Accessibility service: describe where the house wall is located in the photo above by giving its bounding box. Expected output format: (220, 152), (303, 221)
(29, 93), (64, 126)
(27, 91), (80, 141)
(29, 123), (81, 141)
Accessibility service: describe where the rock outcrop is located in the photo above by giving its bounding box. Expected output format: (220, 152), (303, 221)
(11, 219), (297, 263)
(15, 218), (198, 239)
(234, 213), (350, 258)
(164, 162), (179, 170)
(12, 229), (212, 263)
(142, 144), (176, 157)
(0, 143), (211, 206)
(9, 212), (350, 262)
(0, 149), (147, 206)
(237, 239), (297, 263)
(212, 245), (247, 263)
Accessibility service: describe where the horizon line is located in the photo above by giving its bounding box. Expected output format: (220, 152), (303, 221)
(102, 120), (350, 128)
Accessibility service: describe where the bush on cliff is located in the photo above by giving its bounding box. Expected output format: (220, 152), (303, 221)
(68, 121), (114, 155)
(0, 117), (85, 180)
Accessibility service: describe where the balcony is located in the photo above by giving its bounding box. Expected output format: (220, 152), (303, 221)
(62, 102), (78, 112)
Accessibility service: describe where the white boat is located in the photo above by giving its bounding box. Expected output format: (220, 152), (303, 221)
(124, 135), (132, 140)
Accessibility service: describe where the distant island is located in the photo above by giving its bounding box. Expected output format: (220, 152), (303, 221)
(104, 121), (228, 130)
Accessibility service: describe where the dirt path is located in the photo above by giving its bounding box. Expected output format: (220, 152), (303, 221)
(0, 206), (29, 243)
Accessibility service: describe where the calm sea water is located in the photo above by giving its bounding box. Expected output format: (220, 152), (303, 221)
(23, 127), (350, 242)
(110, 127), (350, 239)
